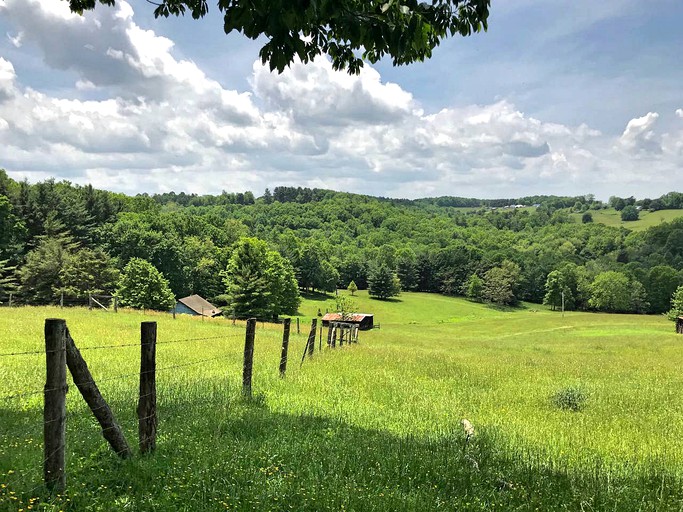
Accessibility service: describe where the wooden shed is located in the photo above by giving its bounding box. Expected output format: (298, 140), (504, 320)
(321, 313), (374, 330)
(174, 295), (222, 317)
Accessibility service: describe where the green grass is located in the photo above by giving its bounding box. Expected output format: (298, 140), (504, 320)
(571, 208), (683, 231)
(2, 293), (683, 511)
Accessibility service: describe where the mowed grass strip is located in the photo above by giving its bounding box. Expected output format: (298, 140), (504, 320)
(1, 293), (683, 511)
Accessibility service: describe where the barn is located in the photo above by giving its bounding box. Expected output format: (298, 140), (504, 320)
(321, 313), (374, 330)
(174, 295), (222, 317)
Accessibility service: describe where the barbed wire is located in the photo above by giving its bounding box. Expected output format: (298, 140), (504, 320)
(0, 333), (240, 358)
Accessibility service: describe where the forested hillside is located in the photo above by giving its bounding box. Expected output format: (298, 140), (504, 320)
(2, 169), (683, 316)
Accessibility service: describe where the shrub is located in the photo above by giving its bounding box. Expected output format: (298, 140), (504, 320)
(552, 386), (586, 412)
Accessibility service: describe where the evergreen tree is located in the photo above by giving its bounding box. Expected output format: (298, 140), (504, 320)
(347, 280), (358, 296)
(223, 237), (300, 318)
(223, 238), (272, 319)
(368, 264), (401, 300)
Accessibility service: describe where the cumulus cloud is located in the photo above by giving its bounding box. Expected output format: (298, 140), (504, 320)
(0, 0), (682, 199)
(677, 109), (683, 118)
(619, 112), (662, 154)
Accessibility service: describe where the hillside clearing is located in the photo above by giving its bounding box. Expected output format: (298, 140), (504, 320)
(1, 292), (682, 511)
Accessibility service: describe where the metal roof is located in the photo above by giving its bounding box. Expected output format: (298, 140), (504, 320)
(321, 313), (373, 322)
(177, 295), (222, 317)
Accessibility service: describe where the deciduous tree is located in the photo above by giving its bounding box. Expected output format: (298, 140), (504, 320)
(66, 0), (490, 74)
(116, 258), (176, 311)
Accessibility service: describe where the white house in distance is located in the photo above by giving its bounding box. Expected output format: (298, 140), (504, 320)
(174, 295), (222, 317)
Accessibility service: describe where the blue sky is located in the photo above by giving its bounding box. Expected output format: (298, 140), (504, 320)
(0, 0), (682, 199)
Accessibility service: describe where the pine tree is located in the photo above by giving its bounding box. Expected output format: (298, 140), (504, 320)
(368, 264), (401, 300)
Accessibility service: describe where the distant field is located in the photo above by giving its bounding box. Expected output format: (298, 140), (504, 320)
(2, 292), (683, 510)
(571, 208), (683, 230)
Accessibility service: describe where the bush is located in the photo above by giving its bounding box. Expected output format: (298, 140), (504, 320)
(621, 205), (639, 221)
(552, 386), (586, 412)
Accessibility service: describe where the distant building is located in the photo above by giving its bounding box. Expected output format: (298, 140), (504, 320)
(321, 313), (374, 330)
(174, 295), (222, 317)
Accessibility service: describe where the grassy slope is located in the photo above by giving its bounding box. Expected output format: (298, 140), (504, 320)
(571, 208), (683, 231)
(2, 294), (683, 511)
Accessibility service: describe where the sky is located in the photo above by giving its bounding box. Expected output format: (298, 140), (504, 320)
(0, 0), (682, 200)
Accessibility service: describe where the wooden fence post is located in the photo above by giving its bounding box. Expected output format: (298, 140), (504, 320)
(8, 292), (12, 307)
(59, 292), (64, 309)
(296, 317), (300, 334)
(113, 296), (118, 313)
(242, 318), (256, 397)
(327, 324), (333, 348)
(138, 322), (157, 454)
(65, 331), (131, 458)
(279, 318), (291, 377)
(44, 319), (67, 491)
(300, 319), (317, 366)
(88, 294), (93, 311)
(677, 316), (683, 334)
(172, 305), (176, 319)
(307, 319), (317, 358)
(319, 324), (323, 352)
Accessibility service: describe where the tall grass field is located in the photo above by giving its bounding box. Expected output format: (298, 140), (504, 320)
(1, 291), (683, 511)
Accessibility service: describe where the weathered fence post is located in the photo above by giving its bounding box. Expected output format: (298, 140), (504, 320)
(319, 324), (323, 352)
(279, 318), (291, 377)
(138, 322), (157, 454)
(308, 319), (317, 358)
(327, 324), (333, 348)
(296, 317), (300, 334)
(172, 304), (176, 319)
(242, 318), (256, 397)
(677, 316), (683, 334)
(113, 296), (118, 313)
(59, 292), (64, 309)
(65, 331), (131, 458)
(8, 292), (13, 307)
(300, 319), (317, 366)
(88, 294), (93, 311)
(44, 319), (67, 491)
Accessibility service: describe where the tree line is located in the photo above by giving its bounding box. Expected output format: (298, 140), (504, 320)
(3, 171), (683, 317)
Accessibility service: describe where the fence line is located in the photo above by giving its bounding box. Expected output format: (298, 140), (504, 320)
(1, 316), (364, 494)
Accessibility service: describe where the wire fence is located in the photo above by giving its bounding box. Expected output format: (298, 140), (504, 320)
(0, 317), (359, 505)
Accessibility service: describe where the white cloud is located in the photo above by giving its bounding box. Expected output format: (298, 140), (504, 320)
(677, 109), (683, 118)
(0, 0), (682, 200)
(619, 112), (661, 155)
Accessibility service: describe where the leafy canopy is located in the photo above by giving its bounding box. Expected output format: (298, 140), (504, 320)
(116, 257), (176, 311)
(64, 0), (490, 74)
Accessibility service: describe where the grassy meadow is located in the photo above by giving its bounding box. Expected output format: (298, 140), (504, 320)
(2, 292), (683, 511)
(570, 208), (683, 231)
